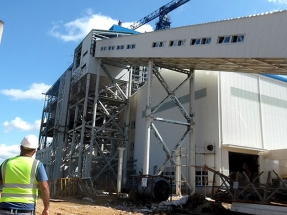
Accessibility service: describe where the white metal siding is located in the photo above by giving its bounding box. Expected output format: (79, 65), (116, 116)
(131, 69), (287, 186)
(96, 11), (287, 59)
(259, 77), (287, 149)
(194, 71), (220, 169)
(220, 72), (263, 149)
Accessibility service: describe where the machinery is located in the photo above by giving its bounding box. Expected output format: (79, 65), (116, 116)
(130, 0), (190, 31)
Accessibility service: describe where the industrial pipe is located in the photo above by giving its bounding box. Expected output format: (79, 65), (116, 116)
(137, 175), (171, 201)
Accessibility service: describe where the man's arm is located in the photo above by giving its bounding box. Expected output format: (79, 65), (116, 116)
(38, 181), (50, 215)
(35, 162), (50, 215)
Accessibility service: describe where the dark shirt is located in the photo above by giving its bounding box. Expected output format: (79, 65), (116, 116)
(0, 156), (48, 211)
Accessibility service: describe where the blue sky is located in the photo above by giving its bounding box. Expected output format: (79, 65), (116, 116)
(0, 0), (287, 163)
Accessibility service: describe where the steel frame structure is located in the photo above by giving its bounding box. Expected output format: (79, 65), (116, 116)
(66, 61), (131, 185)
(142, 59), (195, 192)
(38, 59), (132, 190)
(38, 57), (197, 193)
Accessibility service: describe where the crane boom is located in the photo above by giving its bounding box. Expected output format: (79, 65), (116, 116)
(130, 0), (190, 30)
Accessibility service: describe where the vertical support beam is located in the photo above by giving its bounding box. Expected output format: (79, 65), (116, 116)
(53, 70), (72, 179)
(39, 97), (47, 150)
(123, 67), (132, 185)
(117, 147), (125, 194)
(45, 99), (53, 149)
(87, 60), (101, 177)
(77, 73), (91, 177)
(69, 104), (79, 176)
(176, 149), (182, 196)
(257, 76), (265, 150)
(143, 59), (153, 175)
(188, 68), (195, 193)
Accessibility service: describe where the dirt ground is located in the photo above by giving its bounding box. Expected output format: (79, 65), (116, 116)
(35, 195), (240, 215)
(36, 196), (145, 215)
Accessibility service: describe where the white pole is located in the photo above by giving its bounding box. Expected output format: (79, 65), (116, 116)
(188, 69), (196, 193)
(0, 20), (4, 44)
(143, 59), (153, 175)
(175, 149), (182, 196)
(117, 147), (125, 193)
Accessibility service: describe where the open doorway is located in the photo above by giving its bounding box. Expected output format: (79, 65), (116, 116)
(229, 152), (259, 182)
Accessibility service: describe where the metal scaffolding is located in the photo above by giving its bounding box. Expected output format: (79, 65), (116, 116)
(38, 61), (133, 189)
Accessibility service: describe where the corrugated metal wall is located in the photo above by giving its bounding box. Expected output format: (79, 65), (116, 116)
(220, 72), (263, 149)
(220, 72), (287, 150)
(96, 11), (287, 59)
(259, 77), (287, 149)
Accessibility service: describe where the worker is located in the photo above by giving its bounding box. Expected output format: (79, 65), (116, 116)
(0, 134), (50, 215)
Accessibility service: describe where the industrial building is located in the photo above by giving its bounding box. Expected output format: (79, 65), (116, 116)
(36, 8), (287, 199)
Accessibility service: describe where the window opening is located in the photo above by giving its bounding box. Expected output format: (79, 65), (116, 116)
(152, 41), (165, 48)
(83, 50), (88, 56)
(205, 38), (211, 44)
(169, 39), (185, 47)
(223, 36), (231, 43)
(195, 39), (201, 45)
(191, 37), (211, 45)
(218, 37), (224, 43)
(237, 35), (244, 42)
(196, 169), (208, 186)
(74, 45), (82, 69)
(232, 36), (238, 43)
(108, 46), (115, 50)
(127, 44), (136, 49)
(218, 35), (244, 44)
(159, 42), (165, 47)
(117, 45), (125, 50)
(81, 63), (86, 69)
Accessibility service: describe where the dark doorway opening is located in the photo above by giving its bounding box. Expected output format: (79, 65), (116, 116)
(229, 152), (259, 181)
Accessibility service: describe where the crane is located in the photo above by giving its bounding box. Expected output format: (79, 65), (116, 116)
(130, 0), (190, 31)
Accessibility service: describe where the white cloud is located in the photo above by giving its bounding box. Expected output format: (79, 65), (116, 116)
(0, 144), (20, 164)
(49, 9), (153, 42)
(3, 117), (41, 133)
(268, 0), (287, 4)
(1, 83), (51, 100)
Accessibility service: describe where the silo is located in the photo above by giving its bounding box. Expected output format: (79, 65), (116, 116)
(0, 20), (4, 43)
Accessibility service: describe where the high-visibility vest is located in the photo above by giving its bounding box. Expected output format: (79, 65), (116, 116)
(0, 156), (39, 204)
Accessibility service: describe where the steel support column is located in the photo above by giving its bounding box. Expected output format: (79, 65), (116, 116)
(188, 68), (195, 193)
(86, 60), (101, 177)
(53, 70), (72, 179)
(123, 67), (132, 185)
(77, 73), (91, 176)
(143, 59), (153, 175)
